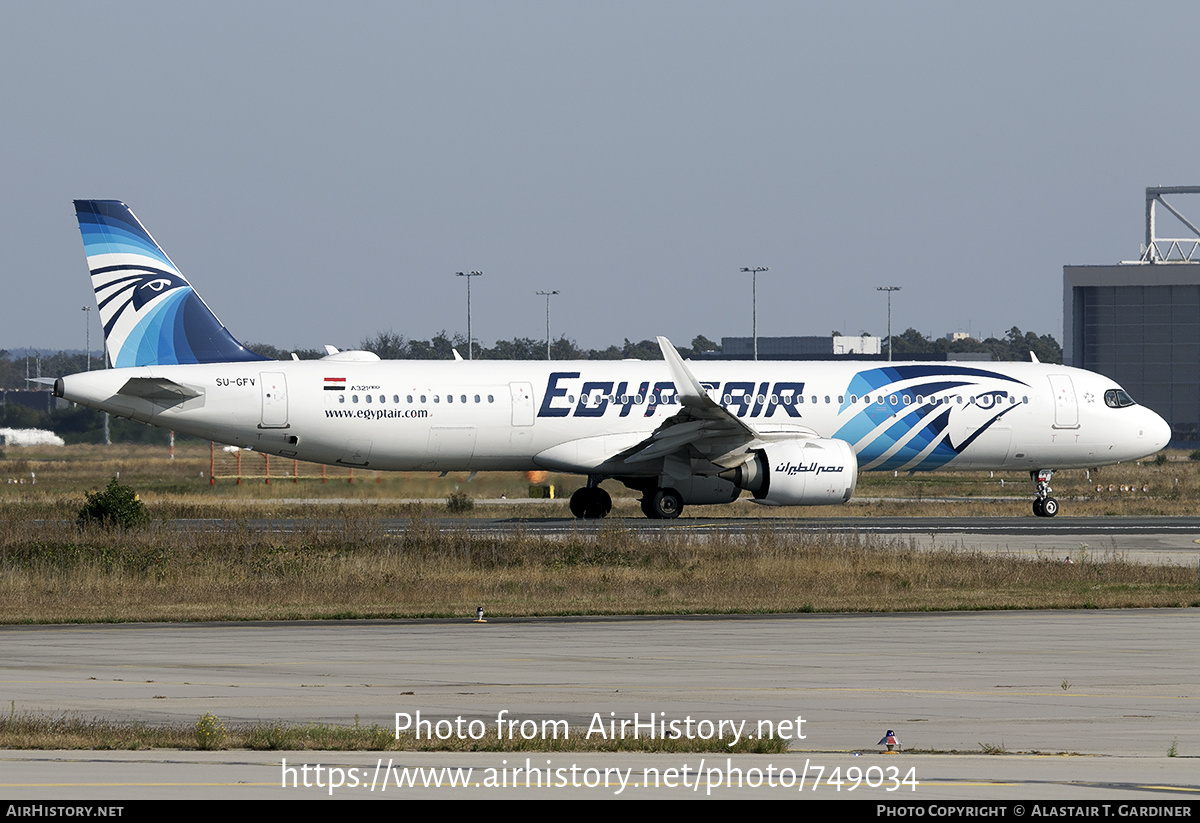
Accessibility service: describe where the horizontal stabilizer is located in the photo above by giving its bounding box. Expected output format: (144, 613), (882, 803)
(118, 377), (202, 402)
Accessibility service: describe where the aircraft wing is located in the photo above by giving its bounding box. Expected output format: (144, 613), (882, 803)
(618, 338), (819, 470)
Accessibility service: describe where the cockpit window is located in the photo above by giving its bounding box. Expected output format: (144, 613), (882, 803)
(1104, 389), (1136, 409)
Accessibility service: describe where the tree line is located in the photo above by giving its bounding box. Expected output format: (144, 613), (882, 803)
(882, 327), (1062, 363)
(242, 333), (724, 363)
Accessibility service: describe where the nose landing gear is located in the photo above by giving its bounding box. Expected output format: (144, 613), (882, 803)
(1031, 469), (1058, 517)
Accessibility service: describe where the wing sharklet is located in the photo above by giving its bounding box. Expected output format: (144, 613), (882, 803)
(622, 338), (824, 468)
(656, 336), (757, 437)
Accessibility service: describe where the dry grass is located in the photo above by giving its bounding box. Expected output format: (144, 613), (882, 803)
(1, 443), (1198, 623)
(0, 707), (787, 753)
(0, 442), (552, 504)
(3, 442), (1197, 519)
(0, 514), (1194, 623)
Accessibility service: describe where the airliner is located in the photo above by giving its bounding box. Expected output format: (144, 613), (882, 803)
(54, 200), (1171, 519)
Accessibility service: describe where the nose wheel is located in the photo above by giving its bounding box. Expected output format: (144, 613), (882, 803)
(1032, 497), (1059, 517)
(1031, 469), (1058, 517)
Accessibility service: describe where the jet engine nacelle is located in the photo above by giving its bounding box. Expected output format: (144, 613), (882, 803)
(721, 438), (858, 506)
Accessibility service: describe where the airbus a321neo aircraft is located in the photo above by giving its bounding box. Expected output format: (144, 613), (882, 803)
(55, 201), (1171, 519)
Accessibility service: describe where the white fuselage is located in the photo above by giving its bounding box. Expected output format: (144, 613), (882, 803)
(56, 357), (1170, 476)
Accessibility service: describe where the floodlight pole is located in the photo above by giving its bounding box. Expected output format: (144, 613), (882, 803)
(456, 271), (483, 359)
(536, 290), (559, 360)
(877, 286), (901, 361)
(739, 267), (769, 360)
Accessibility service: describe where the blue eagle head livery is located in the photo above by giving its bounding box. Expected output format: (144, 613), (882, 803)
(832, 364), (1028, 472)
(74, 200), (266, 367)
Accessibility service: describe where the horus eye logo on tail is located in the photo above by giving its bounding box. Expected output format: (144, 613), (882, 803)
(74, 200), (266, 368)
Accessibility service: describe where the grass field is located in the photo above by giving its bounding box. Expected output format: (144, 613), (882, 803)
(0, 707), (790, 753)
(1, 442), (1197, 623)
(2, 440), (1195, 518)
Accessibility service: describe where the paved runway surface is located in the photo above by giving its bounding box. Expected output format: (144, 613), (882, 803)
(3, 610), (1198, 799)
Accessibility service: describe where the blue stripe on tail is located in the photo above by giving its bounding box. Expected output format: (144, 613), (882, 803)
(74, 201), (267, 367)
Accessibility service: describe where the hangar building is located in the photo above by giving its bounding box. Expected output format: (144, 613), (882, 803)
(1064, 187), (1200, 445)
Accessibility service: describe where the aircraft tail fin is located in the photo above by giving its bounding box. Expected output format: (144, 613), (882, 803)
(74, 200), (267, 367)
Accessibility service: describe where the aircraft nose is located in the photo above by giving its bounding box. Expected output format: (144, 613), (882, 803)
(1148, 409), (1171, 451)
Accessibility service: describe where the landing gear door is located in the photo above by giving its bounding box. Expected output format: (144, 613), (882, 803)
(1048, 374), (1079, 429)
(260, 372), (289, 428)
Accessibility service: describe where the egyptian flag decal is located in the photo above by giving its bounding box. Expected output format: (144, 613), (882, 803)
(324, 377), (346, 391)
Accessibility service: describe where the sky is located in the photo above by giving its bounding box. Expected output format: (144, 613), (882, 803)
(3, 1), (1198, 355)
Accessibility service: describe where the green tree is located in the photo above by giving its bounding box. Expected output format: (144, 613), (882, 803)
(358, 331), (409, 359)
(550, 336), (584, 360)
(620, 339), (662, 360)
(888, 328), (934, 356)
(483, 338), (542, 360)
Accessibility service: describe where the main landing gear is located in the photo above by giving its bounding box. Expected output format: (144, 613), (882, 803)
(569, 480), (612, 519)
(1031, 469), (1058, 517)
(640, 488), (683, 520)
(569, 482), (687, 520)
